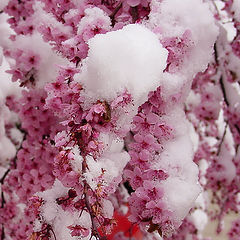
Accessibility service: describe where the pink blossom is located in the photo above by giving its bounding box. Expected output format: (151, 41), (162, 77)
(68, 225), (90, 237)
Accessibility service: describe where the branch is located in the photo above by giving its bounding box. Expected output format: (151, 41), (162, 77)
(217, 122), (228, 156)
(0, 169), (10, 185)
(82, 157), (107, 240)
(234, 124), (240, 135)
(0, 126), (26, 185)
(1, 225), (5, 240)
(109, 2), (122, 27)
(214, 43), (219, 66)
(214, 44), (229, 106)
(1, 192), (6, 208)
(219, 76), (229, 106)
(50, 227), (57, 240)
(130, 6), (139, 23)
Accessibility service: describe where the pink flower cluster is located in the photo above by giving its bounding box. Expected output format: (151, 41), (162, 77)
(1, 0), (240, 240)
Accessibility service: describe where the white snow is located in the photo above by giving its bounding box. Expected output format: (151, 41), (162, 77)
(189, 209), (208, 232)
(0, 0), (9, 12)
(36, 180), (92, 240)
(76, 24), (168, 108)
(153, 108), (201, 227)
(162, 177), (201, 227)
(0, 53), (21, 166)
(101, 199), (114, 219)
(232, 0), (240, 22)
(85, 150), (130, 191)
(77, 7), (111, 38)
(148, 0), (218, 77)
(9, 32), (67, 88)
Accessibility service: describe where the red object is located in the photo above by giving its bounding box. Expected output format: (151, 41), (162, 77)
(107, 211), (143, 239)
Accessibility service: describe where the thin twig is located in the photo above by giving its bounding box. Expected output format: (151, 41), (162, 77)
(219, 76), (229, 106)
(82, 157), (107, 240)
(1, 225), (5, 240)
(217, 122), (228, 156)
(130, 6), (139, 23)
(234, 124), (240, 135)
(214, 43), (219, 66)
(0, 169), (10, 185)
(1, 192), (5, 208)
(109, 2), (122, 26)
(214, 43), (229, 106)
(50, 228), (57, 240)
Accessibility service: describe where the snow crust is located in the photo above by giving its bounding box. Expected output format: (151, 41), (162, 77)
(0, 0), (9, 11)
(148, 0), (218, 77)
(36, 180), (91, 240)
(0, 53), (20, 166)
(232, 0), (240, 22)
(154, 108), (201, 226)
(211, 128), (236, 185)
(190, 209), (208, 232)
(0, 13), (14, 55)
(10, 33), (67, 88)
(85, 140), (130, 191)
(77, 7), (111, 37)
(76, 24), (168, 107)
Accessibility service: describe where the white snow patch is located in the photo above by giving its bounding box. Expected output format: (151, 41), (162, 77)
(76, 24), (167, 108)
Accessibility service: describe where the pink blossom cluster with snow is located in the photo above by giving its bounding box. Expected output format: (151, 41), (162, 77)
(1, 0), (240, 240)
